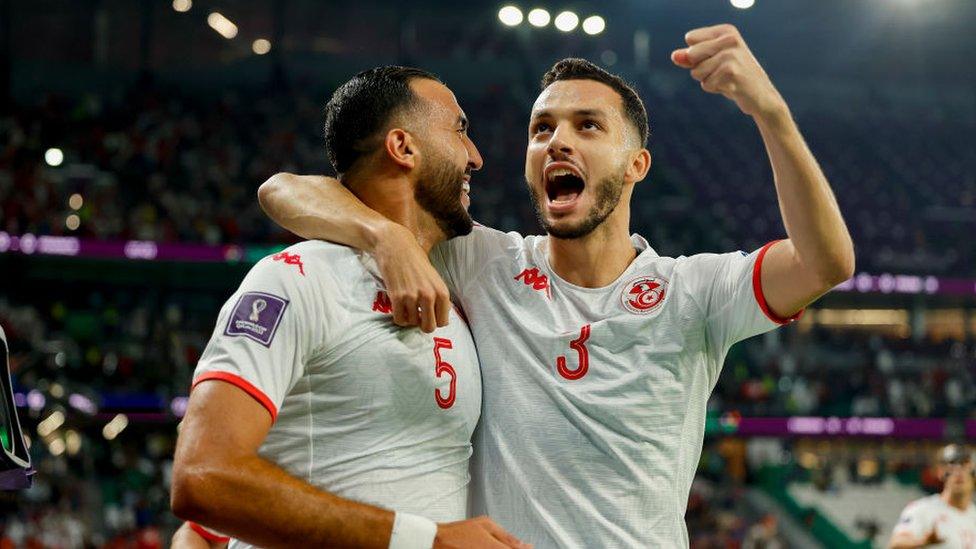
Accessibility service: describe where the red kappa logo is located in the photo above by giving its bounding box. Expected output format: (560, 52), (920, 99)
(621, 276), (667, 315)
(515, 267), (552, 299)
(272, 252), (305, 276)
(372, 291), (392, 314)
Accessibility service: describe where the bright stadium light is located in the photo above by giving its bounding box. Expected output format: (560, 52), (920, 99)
(582, 15), (605, 35)
(65, 430), (82, 456)
(66, 214), (80, 231)
(207, 12), (238, 39)
(102, 414), (129, 441)
(69, 193), (83, 210)
(172, 0), (192, 13)
(37, 411), (65, 438)
(731, 0), (755, 9)
(528, 8), (551, 27)
(44, 148), (63, 167)
(48, 437), (65, 457)
(554, 11), (579, 32)
(252, 38), (272, 55)
(498, 5), (524, 26)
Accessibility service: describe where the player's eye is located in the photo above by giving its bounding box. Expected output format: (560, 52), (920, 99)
(532, 122), (551, 134)
(581, 120), (601, 131)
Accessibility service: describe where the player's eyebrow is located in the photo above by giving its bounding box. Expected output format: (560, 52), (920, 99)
(531, 108), (608, 120)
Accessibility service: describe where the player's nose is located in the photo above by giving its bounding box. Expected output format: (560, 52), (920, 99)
(546, 124), (575, 159)
(465, 135), (483, 171)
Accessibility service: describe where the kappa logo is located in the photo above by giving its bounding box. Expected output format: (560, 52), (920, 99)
(515, 267), (552, 299)
(372, 291), (393, 314)
(621, 276), (667, 315)
(272, 252), (305, 276)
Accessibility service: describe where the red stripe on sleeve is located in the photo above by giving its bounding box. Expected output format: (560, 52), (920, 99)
(752, 240), (804, 325)
(188, 521), (231, 544)
(192, 371), (278, 423)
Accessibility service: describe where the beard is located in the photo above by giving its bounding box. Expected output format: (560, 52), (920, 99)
(415, 149), (473, 240)
(528, 172), (624, 240)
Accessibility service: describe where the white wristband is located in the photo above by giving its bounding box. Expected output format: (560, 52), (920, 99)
(388, 512), (438, 549)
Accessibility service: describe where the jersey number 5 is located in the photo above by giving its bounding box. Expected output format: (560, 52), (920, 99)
(434, 337), (456, 409)
(557, 324), (591, 380)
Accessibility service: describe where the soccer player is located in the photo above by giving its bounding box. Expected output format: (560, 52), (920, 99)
(257, 25), (855, 546)
(889, 444), (976, 549)
(170, 66), (527, 549)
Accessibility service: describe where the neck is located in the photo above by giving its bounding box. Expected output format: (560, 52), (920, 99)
(345, 168), (445, 253)
(547, 201), (636, 288)
(942, 489), (972, 511)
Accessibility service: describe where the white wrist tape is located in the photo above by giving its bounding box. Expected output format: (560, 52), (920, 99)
(388, 512), (437, 549)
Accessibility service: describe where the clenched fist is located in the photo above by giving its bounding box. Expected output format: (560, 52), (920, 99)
(671, 24), (787, 119)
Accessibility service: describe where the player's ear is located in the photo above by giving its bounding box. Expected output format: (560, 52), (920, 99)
(384, 128), (418, 170)
(625, 148), (651, 185)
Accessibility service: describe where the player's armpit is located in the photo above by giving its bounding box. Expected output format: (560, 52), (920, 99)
(171, 379), (396, 548)
(758, 239), (846, 320)
(258, 172), (451, 332)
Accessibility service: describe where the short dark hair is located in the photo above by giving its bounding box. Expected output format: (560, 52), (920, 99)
(324, 66), (441, 174)
(540, 58), (649, 147)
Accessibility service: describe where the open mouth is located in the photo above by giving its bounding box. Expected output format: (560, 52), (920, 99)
(545, 167), (585, 205)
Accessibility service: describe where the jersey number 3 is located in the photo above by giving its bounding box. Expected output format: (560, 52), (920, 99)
(557, 324), (591, 380)
(434, 337), (457, 409)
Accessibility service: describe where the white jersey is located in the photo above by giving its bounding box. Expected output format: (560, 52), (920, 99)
(430, 226), (798, 548)
(189, 241), (481, 548)
(893, 495), (976, 549)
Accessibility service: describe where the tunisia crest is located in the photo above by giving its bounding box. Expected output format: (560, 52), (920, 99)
(621, 276), (668, 315)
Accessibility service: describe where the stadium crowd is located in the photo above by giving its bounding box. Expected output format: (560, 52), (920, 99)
(2, 72), (974, 275)
(2, 50), (973, 549)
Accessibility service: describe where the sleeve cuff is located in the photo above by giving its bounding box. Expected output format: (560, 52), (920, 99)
(188, 521), (231, 544)
(752, 240), (804, 325)
(192, 371), (279, 423)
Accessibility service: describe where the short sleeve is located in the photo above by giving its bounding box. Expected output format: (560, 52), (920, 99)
(681, 240), (802, 355)
(192, 253), (333, 422)
(892, 501), (930, 539)
(430, 225), (522, 301)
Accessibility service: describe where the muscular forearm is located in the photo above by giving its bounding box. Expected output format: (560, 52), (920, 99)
(258, 173), (396, 252)
(173, 453), (393, 548)
(754, 106), (855, 285)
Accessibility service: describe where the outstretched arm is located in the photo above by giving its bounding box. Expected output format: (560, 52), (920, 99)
(258, 174), (451, 332)
(672, 24), (855, 319)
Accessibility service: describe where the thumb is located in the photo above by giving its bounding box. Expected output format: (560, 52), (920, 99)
(671, 49), (693, 68)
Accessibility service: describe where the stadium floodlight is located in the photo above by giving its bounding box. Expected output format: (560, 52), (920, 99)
(528, 8), (551, 27)
(207, 12), (238, 39)
(554, 11), (579, 32)
(172, 0), (192, 13)
(65, 214), (80, 231)
(44, 148), (63, 167)
(252, 39), (272, 55)
(498, 6), (524, 26)
(582, 15), (605, 35)
(730, 0), (755, 9)
(102, 414), (129, 441)
(69, 193), (83, 210)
